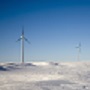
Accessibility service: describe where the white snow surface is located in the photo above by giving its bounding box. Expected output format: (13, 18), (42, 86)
(0, 62), (90, 90)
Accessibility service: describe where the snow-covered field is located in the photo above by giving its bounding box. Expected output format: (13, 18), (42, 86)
(0, 62), (90, 90)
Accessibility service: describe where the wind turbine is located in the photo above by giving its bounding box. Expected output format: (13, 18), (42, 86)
(76, 42), (81, 61)
(17, 27), (30, 63)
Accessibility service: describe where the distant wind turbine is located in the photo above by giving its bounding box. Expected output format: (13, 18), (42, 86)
(17, 27), (30, 63)
(76, 42), (81, 61)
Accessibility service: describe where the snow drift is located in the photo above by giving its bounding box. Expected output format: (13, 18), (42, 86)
(0, 62), (90, 90)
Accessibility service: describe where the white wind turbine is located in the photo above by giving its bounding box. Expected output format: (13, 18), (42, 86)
(17, 27), (30, 63)
(76, 42), (81, 61)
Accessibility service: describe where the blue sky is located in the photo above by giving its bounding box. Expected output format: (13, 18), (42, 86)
(0, 0), (90, 62)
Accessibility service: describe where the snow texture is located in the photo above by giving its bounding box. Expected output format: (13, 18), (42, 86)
(0, 62), (90, 90)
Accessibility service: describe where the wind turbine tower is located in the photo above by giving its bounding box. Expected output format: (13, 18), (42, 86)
(17, 27), (30, 63)
(76, 42), (81, 61)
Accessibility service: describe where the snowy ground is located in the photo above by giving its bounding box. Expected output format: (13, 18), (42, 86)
(0, 62), (90, 90)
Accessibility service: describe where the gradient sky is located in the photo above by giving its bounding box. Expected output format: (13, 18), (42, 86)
(0, 0), (90, 62)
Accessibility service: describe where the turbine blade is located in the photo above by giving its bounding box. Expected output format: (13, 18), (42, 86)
(16, 38), (21, 42)
(22, 26), (24, 35)
(24, 37), (30, 44)
(76, 47), (79, 48)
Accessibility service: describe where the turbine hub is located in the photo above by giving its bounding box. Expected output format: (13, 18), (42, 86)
(20, 36), (23, 38)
